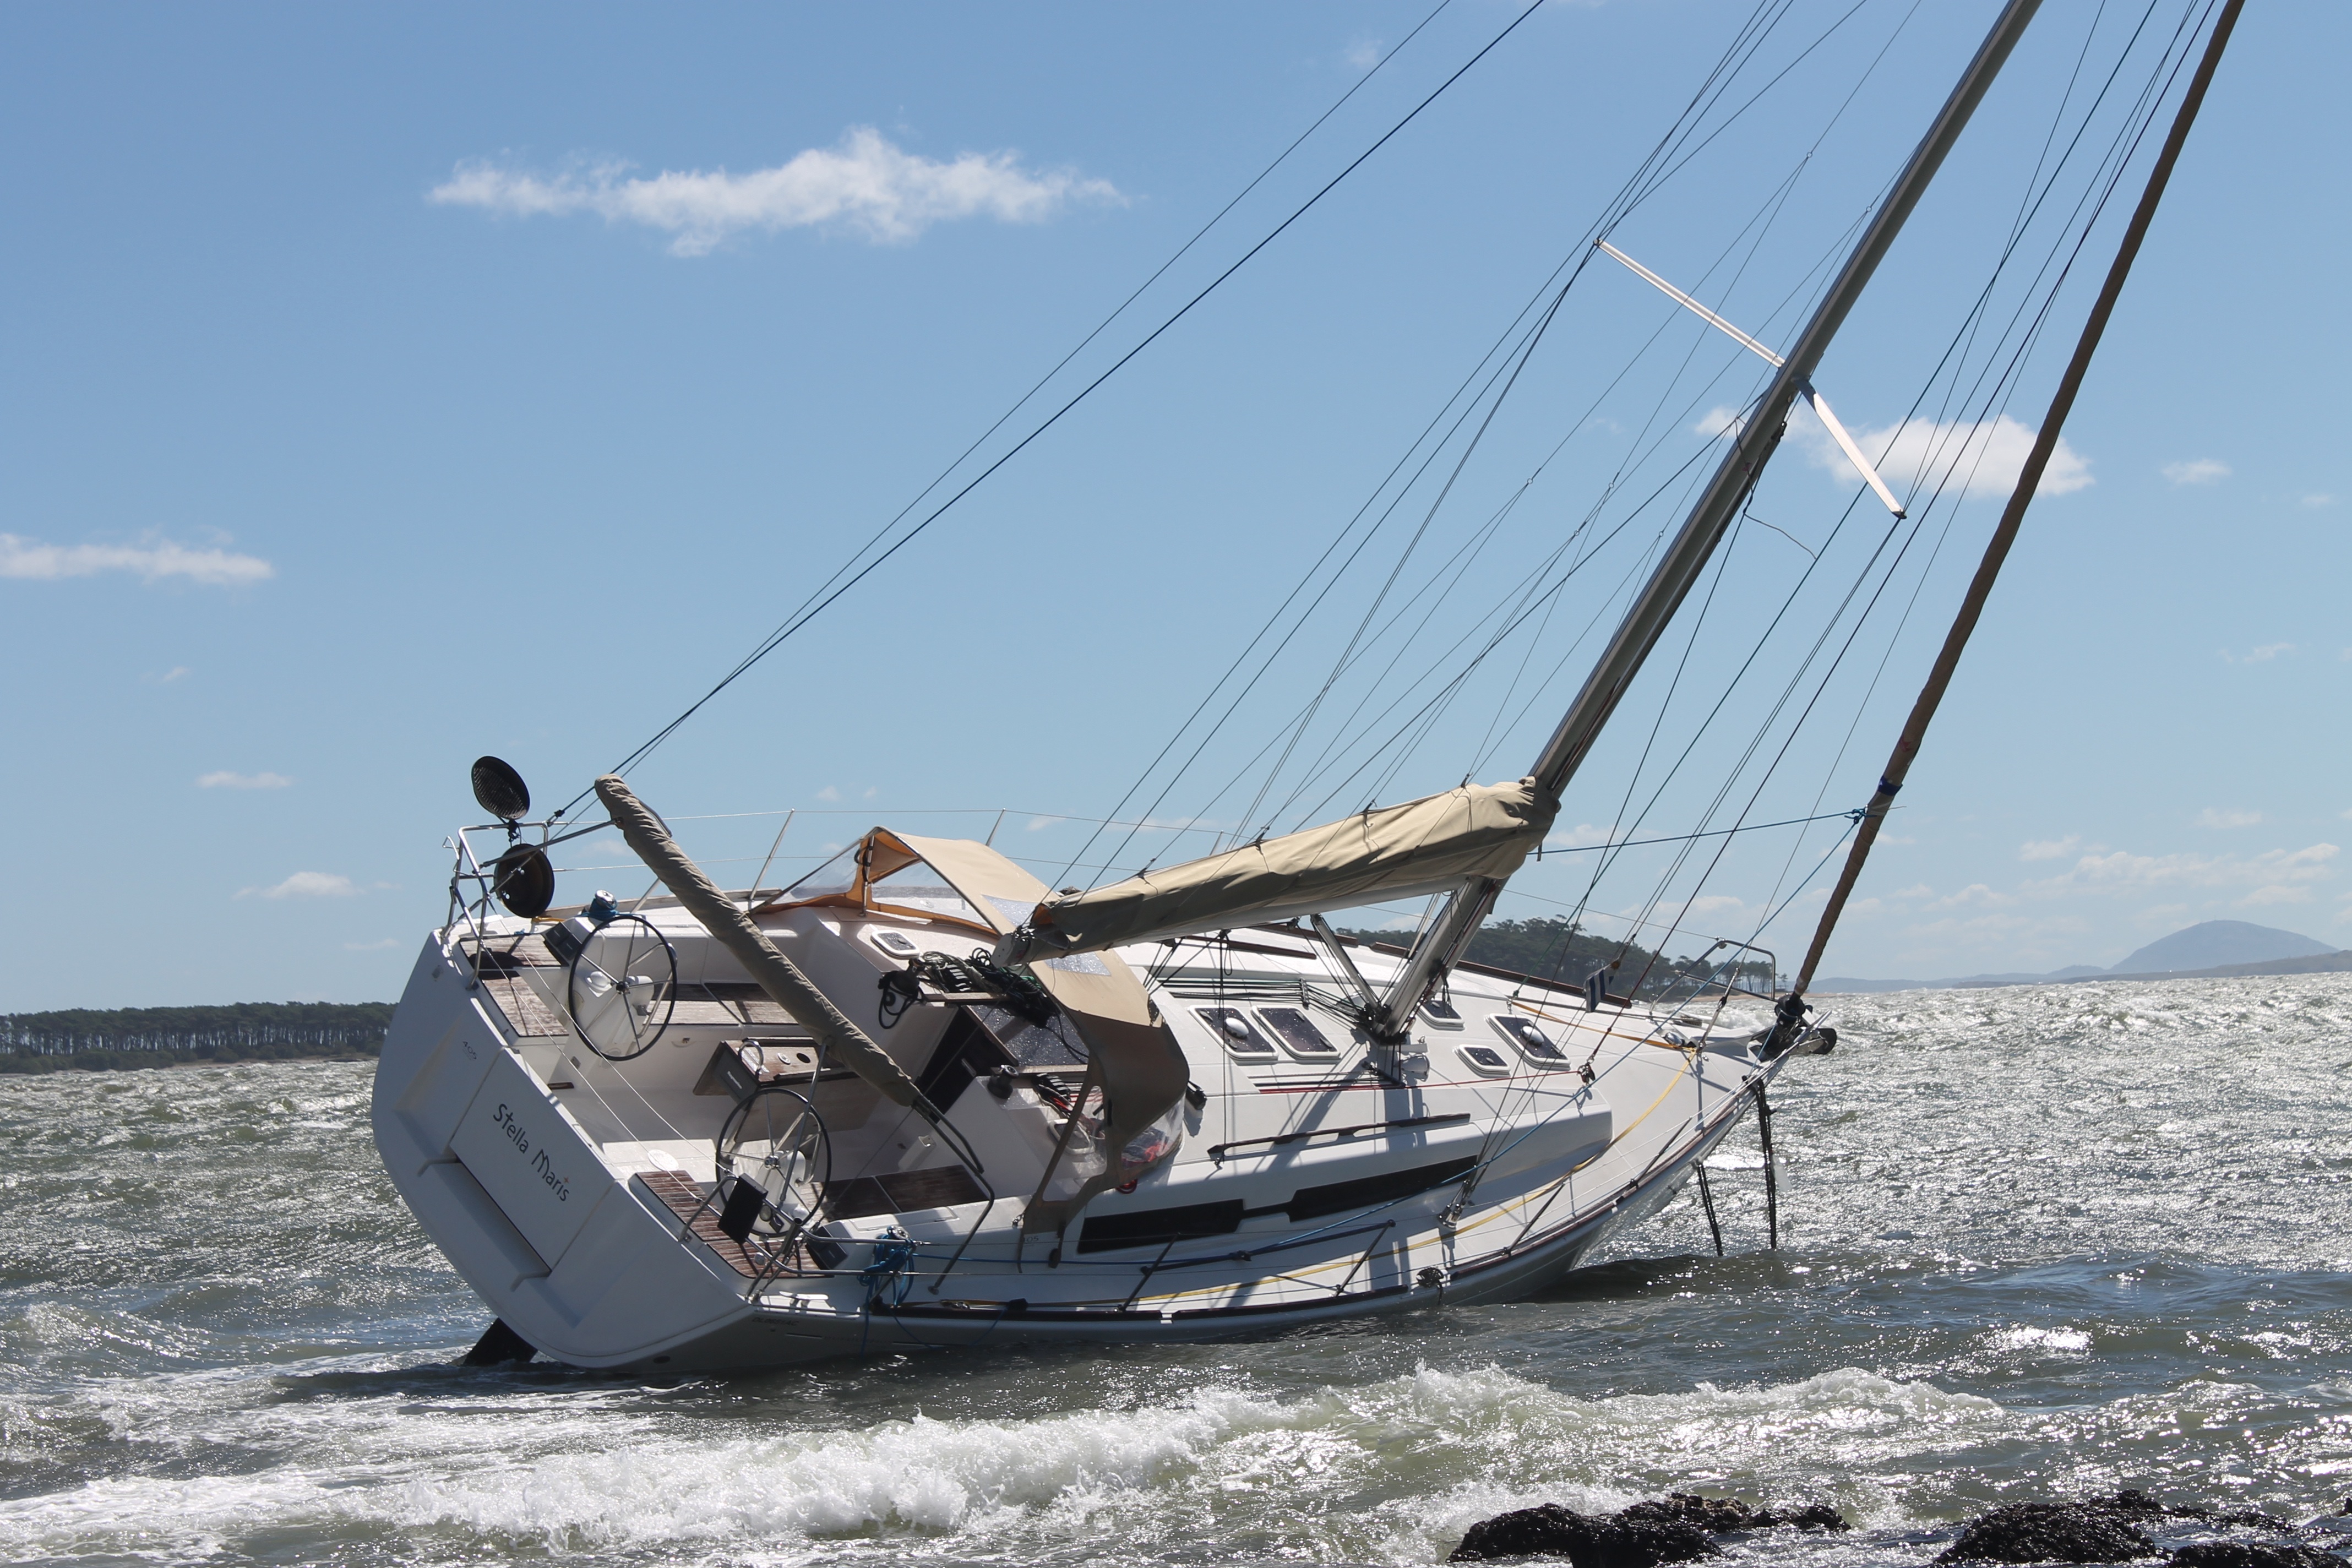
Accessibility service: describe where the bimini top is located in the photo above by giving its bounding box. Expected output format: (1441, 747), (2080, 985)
(801, 826), (1193, 1237)
(1001, 778), (1556, 962)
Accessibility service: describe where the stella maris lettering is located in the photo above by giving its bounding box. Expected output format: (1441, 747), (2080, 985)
(491, 1102), (530, 1156)
(490, 1103), (571, 1202)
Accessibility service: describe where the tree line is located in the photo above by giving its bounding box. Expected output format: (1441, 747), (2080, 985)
(1340, 915), (1778, 997)
(0, 1002), (393, 1075)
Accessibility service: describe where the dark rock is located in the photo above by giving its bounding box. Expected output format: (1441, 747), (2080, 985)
(2108, 1494), (2171, 1518)
(1614, 1495), (1848, 1534)
(1758, 1504), (1852, 1533)
(2168, 1544), (2345, 1568)
(2095, 1491), (2285, 1532)
(1618, 1496), (1757, 1533)
(1939, 1502), (2159, 1564)
(1449, 1504), (1717, 1565)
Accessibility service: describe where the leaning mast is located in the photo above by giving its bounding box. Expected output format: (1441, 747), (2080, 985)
(1376, 0), (2047, 1033)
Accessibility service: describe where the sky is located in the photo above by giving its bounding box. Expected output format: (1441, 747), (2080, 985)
(2, 1), (2345, 1011)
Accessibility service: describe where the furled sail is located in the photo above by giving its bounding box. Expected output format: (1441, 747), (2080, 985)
(999, 779), (1556, 962)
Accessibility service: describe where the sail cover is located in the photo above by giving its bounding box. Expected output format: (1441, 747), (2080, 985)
(1008, 778), (1556, 960)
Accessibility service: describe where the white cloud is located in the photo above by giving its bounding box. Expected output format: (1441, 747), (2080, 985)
(2302, 494), (2333, 508)
(2019, 835), (2081, 862)
(197, 771), (292, 790)
(1694, 406), (1745, 440)
(815, 786), (841, 802)
(2026, 841), (2337, 896)
(241, 871), (358, 900)
(1886, 911), (2093, 971)
(1342, 37), (1382, 70)
(2222, 643), (2291, 665)
(2197, 807), (2260, 829)
(0, 533), (272, 586)
(2161, 458), (2229, 486)
(342, 937), (400, 951)
(432, 127), (1123, 253)
(1791, 404), (2089, 502)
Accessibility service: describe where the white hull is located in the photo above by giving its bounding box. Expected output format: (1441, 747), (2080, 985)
(372, 904), (1789, 1371)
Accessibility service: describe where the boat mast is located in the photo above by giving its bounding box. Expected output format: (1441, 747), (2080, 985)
(1771, 0), (2243, 1048)
(1376, 0), (2045, 1034)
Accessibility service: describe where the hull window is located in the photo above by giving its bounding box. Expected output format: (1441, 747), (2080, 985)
(1287, 1156), (1477, 1221)
(1077, 1198), (1246, 1254)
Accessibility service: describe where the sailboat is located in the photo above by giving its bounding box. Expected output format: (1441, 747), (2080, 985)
(369, 0), (2235, 1370)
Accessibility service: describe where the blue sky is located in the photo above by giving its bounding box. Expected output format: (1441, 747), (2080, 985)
(2, 1), (2344, 1010)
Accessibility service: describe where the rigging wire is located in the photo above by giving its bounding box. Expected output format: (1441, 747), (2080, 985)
(1185, 0), (1935, 854)
(1060, 0), (1863, 885)
(1327, 0), (2179, 910)
(558, 0), (1537, 823)
(1484, 0), (2195, 990)
(1713, 0), (2200, 936)
(1623, 0), (2211, 984)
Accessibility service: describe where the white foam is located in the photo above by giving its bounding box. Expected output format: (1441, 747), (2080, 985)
(0, 1365), (2006, 1564)
(1987, 1326), (2092, 1353)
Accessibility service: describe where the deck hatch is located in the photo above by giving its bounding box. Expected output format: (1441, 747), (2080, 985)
(1491, 1014), (1567, 1062)
(1196, 1006), (1275, 1058)
(1256, 1006), (1338, 1058)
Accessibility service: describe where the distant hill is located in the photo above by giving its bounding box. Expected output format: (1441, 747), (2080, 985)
(1816, 919), (2339, 994)
(2106, 919), (2332, 974)
(1815, 966), (2104, 994)
(1820, 948), (2352, 993)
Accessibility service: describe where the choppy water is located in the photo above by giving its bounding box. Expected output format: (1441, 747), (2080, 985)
(6, 974), (2352, 1567)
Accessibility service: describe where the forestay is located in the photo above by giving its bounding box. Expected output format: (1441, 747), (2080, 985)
(1002, 779), (1555, 961)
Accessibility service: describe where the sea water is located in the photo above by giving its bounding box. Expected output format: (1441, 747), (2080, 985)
(4, 974), (2351, 1567)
